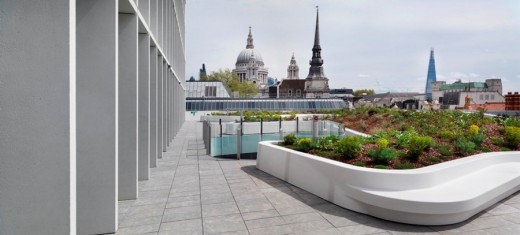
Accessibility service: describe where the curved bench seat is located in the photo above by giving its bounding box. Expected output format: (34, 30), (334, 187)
(256, 141), (520, 225)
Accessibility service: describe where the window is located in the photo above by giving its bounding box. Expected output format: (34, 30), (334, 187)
(296, 89), (301, 97)
(480, 95), (484, 100)
(491, 94), (495, 100)
(288, 90), (292, 97)
(204, 86), (217, 97)
(485, 94), (489, 100)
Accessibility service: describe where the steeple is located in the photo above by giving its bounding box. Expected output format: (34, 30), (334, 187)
(287, 53), (300, 79)
(246, 26), (254, 49)
(306, 6), (326, 80)
(425, 48), (437, 101)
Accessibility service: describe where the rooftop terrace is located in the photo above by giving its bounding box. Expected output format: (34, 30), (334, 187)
(114, 121), (520, 235)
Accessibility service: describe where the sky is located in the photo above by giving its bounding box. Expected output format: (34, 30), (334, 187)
(185, 0), (520, 94)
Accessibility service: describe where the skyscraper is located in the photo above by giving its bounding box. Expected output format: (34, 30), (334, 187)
(425, 48), (437, 101)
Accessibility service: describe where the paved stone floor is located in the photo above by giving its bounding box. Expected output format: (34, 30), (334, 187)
(114, 121), (520, 235)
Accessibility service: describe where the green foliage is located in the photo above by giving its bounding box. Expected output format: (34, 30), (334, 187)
(391, 130), (418, 148)
(505, 126), (520, 148)
(353, 89), (375, 96)
(502, 116), (520, 127)
(426, 157), (442, 164)
(481, 147), (492, 152)
(318, 151), (341, 160)
(353, 161), (366, 167)
(455, 137), (476, 154)
(491, 136), (503, 146)
(374, 165), (388, 169)
(296, 138), (314, 152)
(468, 134), (485, 147)
(337, 136), (364, 159)
(394, 162), (415, 169)
(283, 133), (296, 146)
(407, 136), (435, 160)
(468, 125), (479, 135)
(207, 69), (258, 98)
(436, 145), (453, 157)
(368, 148), (399, 164)
(501, 147), (512, 151)
(317, 135), (340, 151)
(376, 138), (389, 149)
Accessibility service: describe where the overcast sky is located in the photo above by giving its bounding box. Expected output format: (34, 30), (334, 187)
(186, 0), (520, 94)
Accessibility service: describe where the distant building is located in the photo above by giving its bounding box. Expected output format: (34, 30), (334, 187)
(185, 81), (231, 98)
(286, 53), (300, 79)
(269, 79), (306, 98)
(233, 27), (268, 87)
(432, 79), (504, 109)
(505, 92), (520, 110)
(357, 92), (420, 109)
(304, 7), (330, 98)
(424, 48), (437, 101)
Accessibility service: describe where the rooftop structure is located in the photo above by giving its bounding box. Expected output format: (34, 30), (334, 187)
(304, 6), (330, 98)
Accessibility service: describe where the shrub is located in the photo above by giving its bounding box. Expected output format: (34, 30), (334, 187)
(501, 147), (512, 151)
(393, 130), (417, 148)
(296, 138), (314, 152)
(367, 148), (399, 164)
(455, 137), (476, 154)
(468, 134), (486, 147)
(407, 136), (434, 160)
(426, 157), (442, 164)
(505, 126), (520, 148)
(481, 147), (492, 152)
(376, 138), (389, 149)
(491, 136), (503, 146)
(317, 135), (340, 151)
(468, 124), (479, 135)
(374, 165), (388, 169)
(283, 133), (296, 146)
(394, 162), (415, 169)
(353, 161), (366, 167)
(439, 130), (462, 142)
(436, 145), (453, 157)
(503, 116), (520, 127)
(337, 136), (364, 159)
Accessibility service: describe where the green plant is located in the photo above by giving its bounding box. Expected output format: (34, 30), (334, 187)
(505, 126), (520, 148)
(468, 134), (486, 147)
(374, 165), (388, 169)
(376, 138), (389, 149)
(501, 147), (512, 151)
(337, 135), (364, 159)
(491, 136), (503, 146)
(317, 135), (340, 151)
(407, 135), (434, 160)
(455, 137), (476, 154)
(367, 148), (399, 164)
(436, 145), (453, 157)
(503, 116), (520, 127)
(353, 161), (365, 167)
(392, 130), (417, 148)
(394, 162), (415, 169)
(426, 157), (442, 164)
(468, 124), (479, 135)
(318, 151), (340, 160)
(296, 138), (314, 152)
(283, 133), (296, 146)
(481, 147), (492, 152)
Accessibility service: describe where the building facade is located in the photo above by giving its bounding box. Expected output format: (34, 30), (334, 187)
(233, 27), (269, 87)
(0, 1), (186, 234)
(432, 79), (504, 108)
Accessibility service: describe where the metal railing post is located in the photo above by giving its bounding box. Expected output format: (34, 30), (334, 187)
(236, 126), (241, 160)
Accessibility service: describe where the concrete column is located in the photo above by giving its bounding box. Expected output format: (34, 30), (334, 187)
(0, 1), (75, 234)
(157, 55), (164, 158)
(149, 46), (158, 168)
(170, 73), (174, 140)
(76, 0), (118, 234)
(163, 61), (168, 151)
(138, 33), (150, 180)
(118, 13), (139, 200)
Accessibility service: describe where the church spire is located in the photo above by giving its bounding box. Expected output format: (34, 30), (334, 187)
(306, 6), (326, 80)
(246, 26), (254, 49)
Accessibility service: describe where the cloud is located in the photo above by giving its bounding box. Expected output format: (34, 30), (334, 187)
(358, 74), (370, 78)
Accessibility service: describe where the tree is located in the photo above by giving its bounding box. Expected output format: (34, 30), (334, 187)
(354, 89), (375, 96)
(207, 69), (258, 98)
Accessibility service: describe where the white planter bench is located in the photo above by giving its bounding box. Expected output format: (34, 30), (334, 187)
(256, 141), (520, 225)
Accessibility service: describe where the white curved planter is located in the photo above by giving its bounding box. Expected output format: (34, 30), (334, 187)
(256, 141), (520, 225)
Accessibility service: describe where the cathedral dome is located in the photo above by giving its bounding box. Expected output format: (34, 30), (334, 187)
(236, 49), (264, 66)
